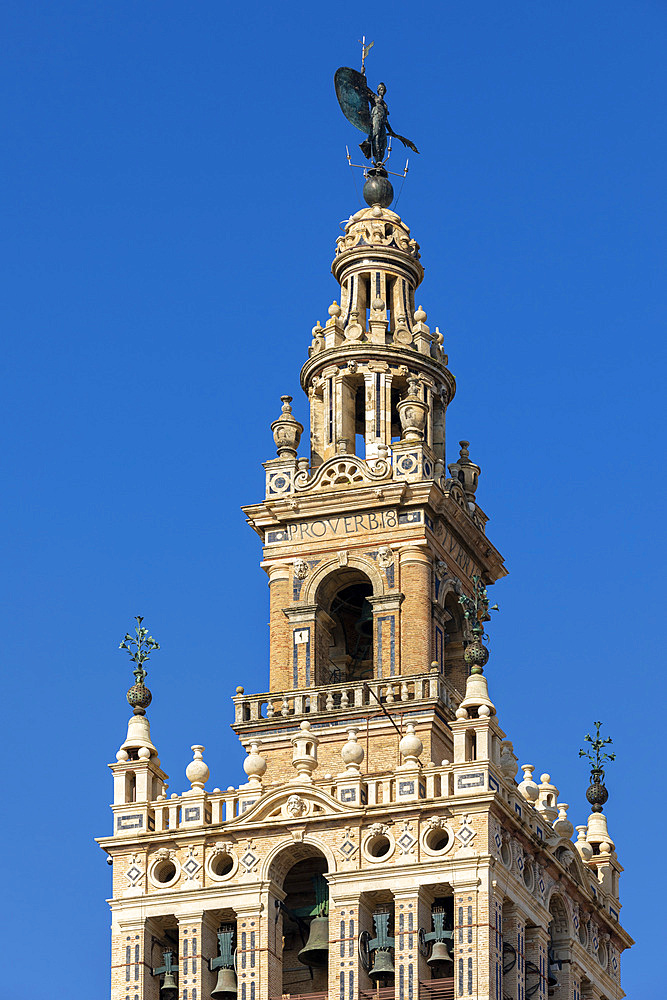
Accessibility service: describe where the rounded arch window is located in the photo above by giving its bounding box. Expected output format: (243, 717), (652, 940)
(148, 853), (181, 889)
(362, 828), (396, 863)
(421, 821), (453, 857)
(206, 845), (238, 883)
(500, 839), (512, 869)
(522, 861), (534, 891)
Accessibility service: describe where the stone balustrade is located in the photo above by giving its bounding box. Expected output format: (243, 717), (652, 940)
(232, 671), (462, 726)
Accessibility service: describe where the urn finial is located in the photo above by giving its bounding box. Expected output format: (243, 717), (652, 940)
(271, 395), (303, 458)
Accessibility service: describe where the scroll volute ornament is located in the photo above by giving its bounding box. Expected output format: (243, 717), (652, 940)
(271, 395), (303, 458)
(397, 376), (428, 441)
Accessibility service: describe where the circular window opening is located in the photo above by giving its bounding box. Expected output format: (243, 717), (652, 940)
(367, 834), (391, 858)
(500, 842), (511, 868)
(523, 866), (533, 890)
(425, 828), (450, 853)
(210, 852), (234, 878)
(154, 860), (177, 884)
(578, 923), (588, 947)
(598, 944), (608, 970)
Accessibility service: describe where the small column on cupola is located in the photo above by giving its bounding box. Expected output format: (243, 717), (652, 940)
(450, 576), (502, 795)
(579, 722), (622, 903)
(111, 616), (168, 837)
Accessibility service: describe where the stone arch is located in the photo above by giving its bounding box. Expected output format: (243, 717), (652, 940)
(547, 892), (571, 941)
(262, 836), (337, 887)
(303, 554), (385, 605)
(303, 557), (385, 684)
(554, 840), (587, 887)
(434, 577), (467, 694)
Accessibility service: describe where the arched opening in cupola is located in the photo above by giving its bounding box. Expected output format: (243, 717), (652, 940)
(327, 577), (374, 683)
(311, 563), (382, 687)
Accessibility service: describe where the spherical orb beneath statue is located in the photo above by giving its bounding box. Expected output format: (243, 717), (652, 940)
(363, 170), (394, 208)
(127, 683), (152, 710)
(586, 780), (609, 812)
(464, 640), (489, 669)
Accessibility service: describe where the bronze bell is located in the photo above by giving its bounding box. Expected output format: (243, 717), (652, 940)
(427, 939), (454, 974)
(211, 966), (238, 998)
(355, 599), (374, 638)
(369, 948), (395, 982)
(160, 971), (178, 999)
(297, 915), (329, 968)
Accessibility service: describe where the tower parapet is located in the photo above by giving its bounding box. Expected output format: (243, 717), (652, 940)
(97, 54), (632, 1000)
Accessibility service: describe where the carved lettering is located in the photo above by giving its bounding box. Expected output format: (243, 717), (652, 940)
(268, 509), (412, 546)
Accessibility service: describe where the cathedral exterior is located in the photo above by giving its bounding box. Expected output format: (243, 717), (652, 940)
(98, 197), (632, 1000)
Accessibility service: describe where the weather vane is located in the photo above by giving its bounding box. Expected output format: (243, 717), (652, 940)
(334, 42), (419, 207)
(358, 36), (374, 74)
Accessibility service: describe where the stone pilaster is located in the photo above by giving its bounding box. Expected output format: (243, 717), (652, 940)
(236, 904), (264, 1000)
(526, 926), (550, 1000)
(393, 886), (431, 1000)
(399, 544), (432, 674)
(453, 885), (479, 1000)
(500, 906), (526, 1000)
(111, 918), (161, 1000)
(328, 891), (361, 1000)
(267, 562), (291, 692)
(260, 885), (285, 1000)
(177, 911), (218, 1000)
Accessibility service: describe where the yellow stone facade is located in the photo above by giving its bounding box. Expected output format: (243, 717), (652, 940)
(98, 202), (632, 1000)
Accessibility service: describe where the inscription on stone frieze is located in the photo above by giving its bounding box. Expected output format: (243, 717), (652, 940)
(266, 508), (412, 545)
(430, 520), (480, 581)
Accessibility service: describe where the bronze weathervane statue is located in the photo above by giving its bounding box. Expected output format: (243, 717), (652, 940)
(334, 39), (419, 207)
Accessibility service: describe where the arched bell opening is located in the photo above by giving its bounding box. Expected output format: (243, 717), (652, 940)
(316, 568), (375, 684)
(148, 915), (179, 1000)
(205, 908), (238, 1000)
(124, 770), (137, 803)
(279, 854), (330, 997)
(442, 592), (467, 696)
(547, 895), (569, 996)
(358, 890), (396, 991)
(390, 375), (409, 442)
(422, 892), (455, 983)
(353, 377), (366, 457)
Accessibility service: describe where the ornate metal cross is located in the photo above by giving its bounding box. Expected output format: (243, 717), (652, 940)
(579, 721), (616, 771)
(119, 615), (160, 684)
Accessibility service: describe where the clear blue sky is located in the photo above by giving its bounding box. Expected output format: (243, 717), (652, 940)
(1, 2), (664, 996)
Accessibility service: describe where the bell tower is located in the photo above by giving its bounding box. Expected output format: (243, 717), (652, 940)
(240, 199), (506, 783)
(98, 57), (632, 1000)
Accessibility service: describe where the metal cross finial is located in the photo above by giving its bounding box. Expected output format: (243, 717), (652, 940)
(579, 721), (616, 771)
(358, 36), (374, 73)
(119, 615), (160, 684)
